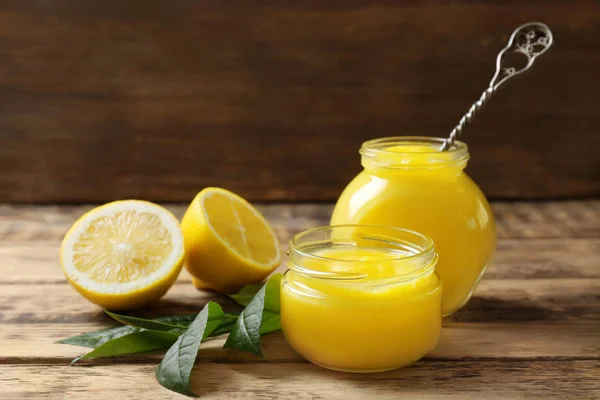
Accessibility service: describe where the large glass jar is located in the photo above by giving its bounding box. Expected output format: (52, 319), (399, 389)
(281, 225), (441, 373)
(331, 137), (496, 315)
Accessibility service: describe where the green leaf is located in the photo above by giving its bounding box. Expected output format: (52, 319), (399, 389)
(262, 274), (281, 314)
(57, 312), (237, 349)
(105, 311), (187, 333)
(228, 282), (263, 306)
(57, 325), (139, 348)
(56, 315), (196, 348)
(223, 274), (282, 356)
(74, 331), (180, 362)
(259, 311), (281, 335)
(66, 309), (237, 365)
(156, 313), (239, 335)
(156, 302), (223, 397)
(208, 319), (237, 337)
(202, 304), (227, 340)
(150, 314), (199, 326)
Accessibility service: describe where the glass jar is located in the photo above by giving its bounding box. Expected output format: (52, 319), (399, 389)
(281, 225), (441, 373)
(331, 137), (496, 315)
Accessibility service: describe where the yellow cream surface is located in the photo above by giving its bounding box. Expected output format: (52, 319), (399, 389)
(331, 143), (496, 315)
(281, 245), (441, 372)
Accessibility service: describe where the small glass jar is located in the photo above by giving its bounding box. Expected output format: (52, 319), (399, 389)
(331, 137), (496, 315)
(281, 225), (441, 373)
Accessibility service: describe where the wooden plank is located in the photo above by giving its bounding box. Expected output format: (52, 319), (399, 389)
(483, 239), (600, 280)
(1, 279), (599, 324)
(1, 202), (599, 286)
(492, 201), (600, 239)
(1, 2), (600, 202)
(0, 241), (186, 284)
(0, 203), (327, 241)
(2, 238), (599, 284)
(0, 202), (598, 397)
(1, 361), (599, 399)
(1, 201), (599, 241)
(1, 321), (598, 364)
(0, 283), (227, 324)
(451, 279), (600, 323)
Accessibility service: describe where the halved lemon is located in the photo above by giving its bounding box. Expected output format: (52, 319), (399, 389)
(60, 200), (184, 310)
(182, 188), (281, 293)
(191, 277), (210, 290)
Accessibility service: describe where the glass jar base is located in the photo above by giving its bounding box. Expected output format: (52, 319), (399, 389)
(441, 261), (492, 317)
(309, 360), (413, 373)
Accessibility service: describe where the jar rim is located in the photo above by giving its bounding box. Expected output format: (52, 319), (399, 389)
(360, 136), (469, 170)
(288, 224), (437, 281)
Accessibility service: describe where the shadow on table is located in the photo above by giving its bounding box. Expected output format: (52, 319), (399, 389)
(449, 296), (559, 322)
(187, 357), (535, 398)
(90, 296), (240, 323)
(186, 332), (497, 398)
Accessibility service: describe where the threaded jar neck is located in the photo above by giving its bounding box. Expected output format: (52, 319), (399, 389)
(288, 225), (438, 284)
(360, 136), (470, 171)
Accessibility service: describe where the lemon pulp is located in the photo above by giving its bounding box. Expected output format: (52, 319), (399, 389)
(182, 188), (281, 292)
(61, 200), (184, 310)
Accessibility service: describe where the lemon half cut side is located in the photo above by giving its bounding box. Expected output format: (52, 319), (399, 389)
(60, 200), (185, 310)
(182, 187), (281, 293)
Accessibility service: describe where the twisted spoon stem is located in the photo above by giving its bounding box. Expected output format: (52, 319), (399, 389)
(441, 22), (553, 151)
(442, 88), (493, 151)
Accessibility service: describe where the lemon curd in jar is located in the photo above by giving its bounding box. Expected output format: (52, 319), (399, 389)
(331, 137), (496, 315)
(281, 225), (441, 373)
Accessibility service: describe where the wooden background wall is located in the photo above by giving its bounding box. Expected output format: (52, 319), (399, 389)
(0, 1), (598, 203)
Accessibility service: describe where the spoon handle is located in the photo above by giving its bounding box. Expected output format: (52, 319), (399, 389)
(441, 22), (554, 151)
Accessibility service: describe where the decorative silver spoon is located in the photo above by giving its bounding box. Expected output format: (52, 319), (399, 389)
(441, 22), (554, 151)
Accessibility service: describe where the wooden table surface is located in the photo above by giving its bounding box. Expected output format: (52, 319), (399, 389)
(1, 201), (599, 399)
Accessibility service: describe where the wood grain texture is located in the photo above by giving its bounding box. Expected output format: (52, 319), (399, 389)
(1, 201), (599, 241)
(2, 238), (599, 284)
(2, 322), (599, 364)
(2, 202), (599, 285)
(1, 279), (599, 324)
(2, 362), (599, 400)
(1, 202), (599, 398)
(1, 1), (599, 202)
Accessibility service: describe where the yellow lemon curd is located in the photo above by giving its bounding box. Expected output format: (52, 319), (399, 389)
(281, 225), (441, 372)
(331, 137), (496, 315)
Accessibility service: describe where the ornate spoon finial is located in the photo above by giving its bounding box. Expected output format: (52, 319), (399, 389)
(441, 22), (553, 151)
